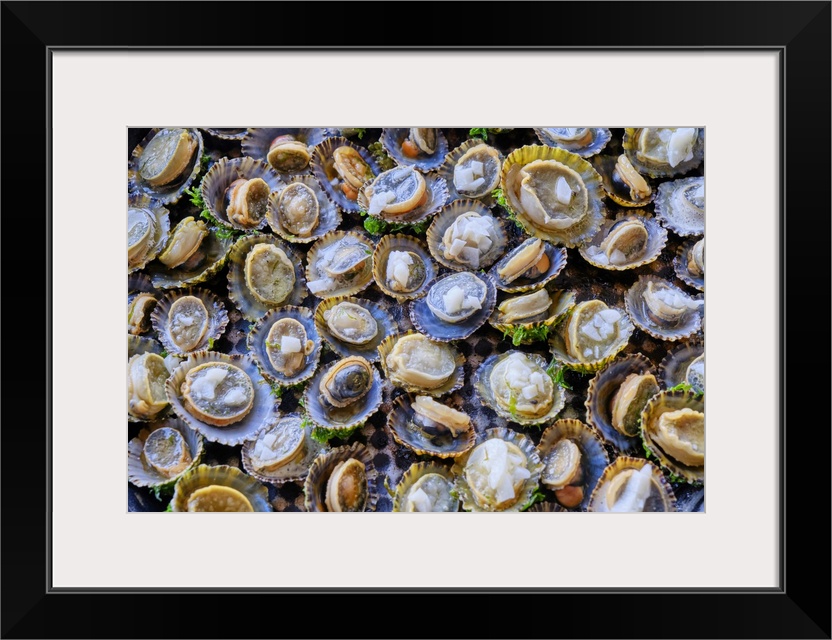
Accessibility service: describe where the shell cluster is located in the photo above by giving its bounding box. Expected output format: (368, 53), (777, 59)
(128, 127), (704, 513)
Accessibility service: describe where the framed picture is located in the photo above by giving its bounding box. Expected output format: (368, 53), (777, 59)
(3, 1), (828, 638)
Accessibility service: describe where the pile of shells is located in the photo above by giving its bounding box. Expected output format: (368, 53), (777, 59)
(128, 127), (704, 513)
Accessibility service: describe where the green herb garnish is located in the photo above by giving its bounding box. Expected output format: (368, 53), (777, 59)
(546, 361), (572, 391)
(355, 128), (367, 139)
(265, 340), (281, 351)
(164, 502), (173, 512)
(200, 153), (212, 175)
(183, 184), (239, 240)
(360, 209), (428, 236)
(491, 187), (508, 208)
(311, 423), (363, 444)
(469, 128), (489, 141)
(151, 483), (175, 502)
(491, 188), (526, 232)
(520, 487), (547, 511)
(501, 324), (550, 346)
(508, 392), (518, 418)
(207, 337), (215, 350)
(159, 349), (169, 358)
(667, 381), (704, 397)
(367, 141), (395, 170)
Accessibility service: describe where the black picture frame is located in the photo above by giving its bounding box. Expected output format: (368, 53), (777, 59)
(2, 1), (829, 638)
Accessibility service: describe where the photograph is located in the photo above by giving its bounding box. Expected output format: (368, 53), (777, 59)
(127, 126), (706, 513)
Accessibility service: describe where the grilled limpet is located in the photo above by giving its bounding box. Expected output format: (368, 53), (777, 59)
(127, 352), (170, 422)
(180, 362), (255, 428)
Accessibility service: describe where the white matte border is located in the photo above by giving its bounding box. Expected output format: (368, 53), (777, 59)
(52, 51), (779, 588)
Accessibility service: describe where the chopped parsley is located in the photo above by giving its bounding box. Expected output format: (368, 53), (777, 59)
(360, 209), (428, 236)
(367, 141), (395, 171)
(520, 487), (547, 511)
(311, 422), (363, 444)
(667, 381), (704, 397)
(501, 324), (550, 346)
(183, 183), (239, 240)
(469, 127), (489, 140)
(491, 188), (526, 231)
(546, 361), (572, 391)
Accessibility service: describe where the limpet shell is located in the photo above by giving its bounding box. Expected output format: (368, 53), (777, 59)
(488, 289), (576, 345)
(377, 331), (465, 397)
(145, 226), (234, 290)
(150, 288), (229, 355)
(578, 210), (667, 271)
(587, 457), (677, 512)
(673, 237), (705, 291)
(426, 199), (508, 272)
(380, 128), (449, 172)
(550, 300), (634, 374)
(303, 358), (383, 435)
(371, 234), (436, 302)
(591, 154), (655, 207)
(166, 351), (279, 446)
(658, 340), (705, 393)
(386, 394), (476, 459)
(201, 128), (247, 141)
(474, 351), (566, 426)
(266, 175), (342, 244)
(200, 156), (284, 231)
(437, 139), (504, 204)
(171, 464), (272, 512)
(358, 168), (448, 225)
(640, 390), (705, 484)
(527, 502), (567, 512)
(624, 275), (703, 341)
(241, 128), (329, 176)
(128, 334), (164, 358)
(310, 136), (380, 212)
(585, 353), (659, 452)
(128, 128), (204, 205)
(128, 417), (204, 489)
(227, 234), (306, 321)
(241, 413), (327, 485)
(127, 273), (158, 335)
(537, 419), (610, 511)
(127, 194), (170, 273)
(534, 127), (612, 158)
(499, 144), (607, 248)
(127, 350), (171, 423)
(305, 230), (375, 299)
(409, 271), (497, 342)
(314, 296), (396, 362)
(488, 238), (568, 293)
(392, 462), (459, 512)
(654, 176), (705, 237)
(451, 427), (544, 513)
(622, 127), (705, 178)
(247, 306), (321, 387)
(303, 442), (379, 512)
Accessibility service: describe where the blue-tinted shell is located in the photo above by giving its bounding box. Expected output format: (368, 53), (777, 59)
(534, 127), (611, 158)
(537, 419), (610, 511)
(409, 271), (497, 342)
(380, 128), (449, 172)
